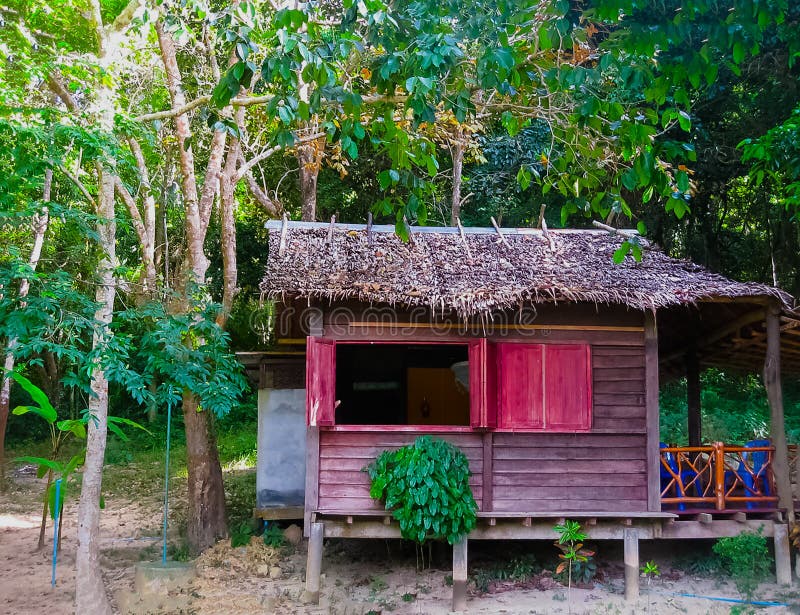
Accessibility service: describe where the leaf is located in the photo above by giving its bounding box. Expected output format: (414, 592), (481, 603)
(613, 241), (631, 264)
(6, 372), (57, 423)
(57, 419), (87, 439)
(14, 456), (63, 474)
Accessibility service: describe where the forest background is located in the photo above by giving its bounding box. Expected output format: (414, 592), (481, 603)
(1, 1), (800, 610)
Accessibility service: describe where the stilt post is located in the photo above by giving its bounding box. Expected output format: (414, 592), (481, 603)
(686, 345), (702, 447)
(304, 522), (324, 604)
(452, 538), (468, 612)
(774, 523), (792, 585)
(764, 302), (795, 523)
(623, 528), (639, 602)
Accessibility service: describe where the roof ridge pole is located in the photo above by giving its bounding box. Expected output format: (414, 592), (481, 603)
(456, 217), (473, 260)
(278, 213), (289, 256)
(764, 300), (795, 524)
(490, 216), (509, 247)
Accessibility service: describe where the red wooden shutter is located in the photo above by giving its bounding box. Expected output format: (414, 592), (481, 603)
(544, 344), (592, 431)
(468, 339), (497, 428)
(306, 336), (336, 426)
(498, 343), (544, 429)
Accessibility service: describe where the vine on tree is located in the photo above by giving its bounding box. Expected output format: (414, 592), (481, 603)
(364, 436), (477, 545)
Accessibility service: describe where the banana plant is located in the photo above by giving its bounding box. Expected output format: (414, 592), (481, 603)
(8, 369), (148, 549)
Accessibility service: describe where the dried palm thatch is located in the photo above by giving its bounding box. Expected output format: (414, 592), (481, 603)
(260, 221), (793, 318)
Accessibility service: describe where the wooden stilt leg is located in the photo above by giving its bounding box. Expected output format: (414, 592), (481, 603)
(624, 528), (639, 602)
(452, 538), (468, 612)
(304, 522), (324, 604)
(774, 523), (792, 585)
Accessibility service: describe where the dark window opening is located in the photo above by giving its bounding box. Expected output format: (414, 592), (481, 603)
(335, 344), (470, 425)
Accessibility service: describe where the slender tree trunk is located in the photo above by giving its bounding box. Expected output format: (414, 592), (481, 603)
(450, 131), (465, 226)
(157, 20), (229, 552)
(297, 138), (322, 222)
(217, 109), (243, 328)
(0, 168), (52, 490)
(75, 165), (116, 615)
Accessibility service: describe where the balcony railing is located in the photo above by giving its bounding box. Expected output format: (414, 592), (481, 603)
(660, 443), (778, 511)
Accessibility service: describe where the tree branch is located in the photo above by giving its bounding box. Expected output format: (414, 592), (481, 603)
(57, 164), (95, 204)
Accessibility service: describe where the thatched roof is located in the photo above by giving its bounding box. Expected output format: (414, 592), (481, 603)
(260, 221), (792, 317)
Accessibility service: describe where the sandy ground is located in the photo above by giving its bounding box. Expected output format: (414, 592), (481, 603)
(2, 469), (799, 615)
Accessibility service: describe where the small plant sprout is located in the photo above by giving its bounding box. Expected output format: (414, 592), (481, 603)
(641, 560), (660, 615)
(554, 520), (595, 613)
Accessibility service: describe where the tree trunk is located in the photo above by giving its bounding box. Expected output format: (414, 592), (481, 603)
(297, 139), (322, 222)
(450, 131), (465, 226)
(183, 394), (227, 551)
(217, 109), (243, 329)
(157, 20), (229, 552)
(75, 165), (116, 615)
(0, 168), (52, 490)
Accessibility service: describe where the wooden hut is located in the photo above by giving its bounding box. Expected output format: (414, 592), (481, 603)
(256, 220), (799, 607)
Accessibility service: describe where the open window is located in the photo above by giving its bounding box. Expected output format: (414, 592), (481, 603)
(334, 343), (470, 426)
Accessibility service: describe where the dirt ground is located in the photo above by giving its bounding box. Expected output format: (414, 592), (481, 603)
(2, 468), (798, 615)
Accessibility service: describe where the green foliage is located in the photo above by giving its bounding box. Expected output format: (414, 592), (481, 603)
(117, 293), (248, 418)
(230, 521), (253, 548)
(365, 436), (477, 545)
(712, 530), (773, 600)
(471, 554), (540, 593)
(554, 520), (596, 597)
(641, 560), (660, 578)
(660, 369), (800, 445)
(9, 370), (146, 533)
(262, 524), (286, 548)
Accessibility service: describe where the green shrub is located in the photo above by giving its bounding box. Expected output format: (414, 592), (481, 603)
(262, 524), (286, 548)
(364, 436), (477, 545)
(712, 530), (773, 599)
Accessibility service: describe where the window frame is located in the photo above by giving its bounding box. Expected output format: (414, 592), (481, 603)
(305, 337), (593, 433)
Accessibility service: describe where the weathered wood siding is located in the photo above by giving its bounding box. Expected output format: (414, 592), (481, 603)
(317, 431), (484, 513)
(313, 305), (649, 515)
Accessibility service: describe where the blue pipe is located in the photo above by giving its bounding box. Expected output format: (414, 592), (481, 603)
(660, 590), (789, 607)
(51, 478), (62, 587)
(162, 401), (172, 565)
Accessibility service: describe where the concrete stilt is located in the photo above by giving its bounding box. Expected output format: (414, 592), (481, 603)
(623, 528), (639, 602)
(774, 523), (792, 585)
(452, 538), (468, 612)
(304, 522), (324, 603)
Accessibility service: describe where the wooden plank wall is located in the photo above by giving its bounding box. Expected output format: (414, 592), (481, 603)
(317, 431), (484, 513)
(489, 340), (648, 513)
(314, 307), (649, 515)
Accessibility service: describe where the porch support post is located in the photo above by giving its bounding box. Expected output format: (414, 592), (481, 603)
(686, 344), (702, 447)
(645, 311), (661, 511)
(764, 302), (795, 524)
(304, 522), (324, 604)
(452, 538), (468, 612)
(623, 528), (639, 602)
(774, 523), (792, 585)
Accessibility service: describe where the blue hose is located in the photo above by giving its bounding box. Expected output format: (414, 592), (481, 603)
(51, 478), (62, 587)
(657, 590), (789, 607)
(597, 582), (790, 608)
(161, 401), (172, 565)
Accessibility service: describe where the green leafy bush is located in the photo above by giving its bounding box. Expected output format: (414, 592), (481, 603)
(364, 436), (477, 545)
(262, 524), (286, 548)
(712, 530), (773, 599)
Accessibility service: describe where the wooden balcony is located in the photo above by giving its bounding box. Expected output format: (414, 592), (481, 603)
(660, 443), (779, 512)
